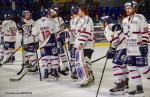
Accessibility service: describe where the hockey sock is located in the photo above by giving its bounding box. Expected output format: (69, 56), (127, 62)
(138, 66), (150, 80)
(121, 65), (129, 81)
(128, 66), (142, 86)
(59, 53), (69, 69)
(113, 64), (125, 83)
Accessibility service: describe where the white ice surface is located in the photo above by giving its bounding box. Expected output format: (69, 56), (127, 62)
(0, 47), (150, 97)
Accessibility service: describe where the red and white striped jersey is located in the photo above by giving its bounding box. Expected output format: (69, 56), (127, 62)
(122, 13), (149, 55)
(1, 20), (17, 42)
(75, 15), (94, 49)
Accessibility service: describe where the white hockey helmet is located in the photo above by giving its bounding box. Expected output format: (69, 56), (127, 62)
(124, 0), (139, 10)
(22, 10), (31, 17)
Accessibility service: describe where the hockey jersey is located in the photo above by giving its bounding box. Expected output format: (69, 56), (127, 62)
(104, 24), (115, 42)
(122, 13), (149, 55)
(1, 20), (17, 42)
(75, 15), (94, 49)
(108, 24), (126, 50)
(32, 17), (59, 47)
(69, 16), (80, 43)
(18, 19), (35, 44)
(53, 17), (64, 31)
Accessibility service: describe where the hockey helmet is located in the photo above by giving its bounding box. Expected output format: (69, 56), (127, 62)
(101, 16), (112, 24)
(4, 13), (12, 20)
(22, 10), (31, 17)
(40, 8), (48, 17)
(71, 5), (79, 14)
(49, 8), (57, 15)
(124, 0), (139, 10)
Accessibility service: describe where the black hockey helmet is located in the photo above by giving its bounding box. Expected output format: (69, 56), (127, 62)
(71, 5), (79, 14)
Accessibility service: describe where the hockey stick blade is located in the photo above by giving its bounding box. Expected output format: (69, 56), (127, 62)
(9, 71), (28, 82)
(91, 55), (106, 63)
(0, 45), (22, 68)
(9, 57), (42, 82)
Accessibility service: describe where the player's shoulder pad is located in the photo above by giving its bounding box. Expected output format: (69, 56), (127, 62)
(49, 18), (57, 24)
(112, 24), (122, 32)
(136, 14), (147, 22)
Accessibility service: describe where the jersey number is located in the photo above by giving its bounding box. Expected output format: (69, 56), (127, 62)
(41, 30), (51, 40)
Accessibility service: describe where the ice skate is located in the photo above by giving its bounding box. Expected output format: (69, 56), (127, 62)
(109, 82), (125, 95)
(128, 85), (144, 95)
(43, 69), (49, 79)
(50, 69), (60, 81)
(123, 78), (129, 93)
(74, 77), (90, 87)
(58, 67), (69, 76)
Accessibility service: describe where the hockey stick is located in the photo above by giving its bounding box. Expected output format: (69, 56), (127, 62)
(96, 44), (111, 97)
(16, 26), (25, 75)
(91, 55), (107, 64)
(9, 56), (42, 82)
(64, 42), (73, 74)
(96, 58), (108, 97)
(0, 45), (22, 68)
(33, 36), (42, 81)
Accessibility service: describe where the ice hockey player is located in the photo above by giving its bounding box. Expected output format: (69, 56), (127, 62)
(74, 5), (94, 86)
(101, 16), (129, 94)
(32, 9), (60, 80)
(48, 8), (69, 76)
(67, 5), (80, 80)
(17, 10), (37, 71)
(0, 20), (4, 62)
(1, 13), (17, 63)
(123, 1), (150, 95)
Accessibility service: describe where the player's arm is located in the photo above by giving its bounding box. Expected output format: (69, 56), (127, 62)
(110, 24), (122, 49)
(140, 15), (149, 44)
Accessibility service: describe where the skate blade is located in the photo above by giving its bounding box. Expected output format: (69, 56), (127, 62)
(45, 77), (59, 82)
(127, 93), (145, 97)
(73, 82), (91, 88)
(124, 89), (129, 93)
(71, 78), (78, 82)
(110, 91), (125, 96)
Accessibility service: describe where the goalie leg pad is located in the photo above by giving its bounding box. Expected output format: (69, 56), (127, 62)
(75, 49), (94, 82)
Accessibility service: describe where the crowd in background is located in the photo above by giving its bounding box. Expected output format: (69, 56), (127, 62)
(0, 0), (150, 24)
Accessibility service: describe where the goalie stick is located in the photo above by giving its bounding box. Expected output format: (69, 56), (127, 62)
(9, 56), (42, 82)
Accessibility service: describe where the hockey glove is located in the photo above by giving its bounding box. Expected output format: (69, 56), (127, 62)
(107, 47), (116, 59)
(139, 44), (148, 57)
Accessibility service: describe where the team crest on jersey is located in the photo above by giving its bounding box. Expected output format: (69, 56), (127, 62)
(52, 47), (57, 54)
